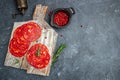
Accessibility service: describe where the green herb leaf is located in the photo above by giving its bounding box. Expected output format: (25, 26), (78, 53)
(36, 48), (40, 57)
(52, 60), (57, 67)
(52, 44), (66, 66)
(14, 59), (19, 64)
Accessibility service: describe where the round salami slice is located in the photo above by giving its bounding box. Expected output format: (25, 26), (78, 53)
(9, 38), (30, 57)
(22, 22), (42, 42)
(13, 25), (28, 43)
(26, 43), (50, 69)
(13, 22), (42, 42)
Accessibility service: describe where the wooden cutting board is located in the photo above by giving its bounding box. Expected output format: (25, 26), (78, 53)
(4, 4), (58, 76)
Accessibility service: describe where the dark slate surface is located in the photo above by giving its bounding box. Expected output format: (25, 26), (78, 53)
(0, 0), (120, 80)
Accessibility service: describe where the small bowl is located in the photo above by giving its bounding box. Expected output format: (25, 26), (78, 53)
(50, 7), (75, 28)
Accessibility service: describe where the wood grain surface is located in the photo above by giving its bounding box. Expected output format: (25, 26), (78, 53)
(4, 4), (58, 76)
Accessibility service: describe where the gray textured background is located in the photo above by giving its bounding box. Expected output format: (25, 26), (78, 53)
(0, 0), (120, 80)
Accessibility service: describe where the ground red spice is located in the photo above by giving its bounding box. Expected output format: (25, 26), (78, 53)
(53, 11), (69, 27)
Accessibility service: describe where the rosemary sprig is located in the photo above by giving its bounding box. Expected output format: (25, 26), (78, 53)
(36, 48), (40, 57)
(52, 44), (66, 66)
(14, 59), (19, 64)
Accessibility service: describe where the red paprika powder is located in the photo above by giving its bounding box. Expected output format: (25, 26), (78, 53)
(53, 11), (69, 27)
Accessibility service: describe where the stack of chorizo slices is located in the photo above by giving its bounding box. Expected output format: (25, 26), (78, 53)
(9, 22), (50, 70)
(9, 22), (42, 57)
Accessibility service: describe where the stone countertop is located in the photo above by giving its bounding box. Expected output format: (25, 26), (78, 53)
(0, 0), (120, 80)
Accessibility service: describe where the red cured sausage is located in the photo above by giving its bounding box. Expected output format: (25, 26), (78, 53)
(13, 26), (28, 43)
(9, 22), (42, 57)
(22, 22), (42, 42)
(13, 22), (42, 42)
(26, 43), (50, 69)
(9, 38), (30, 57)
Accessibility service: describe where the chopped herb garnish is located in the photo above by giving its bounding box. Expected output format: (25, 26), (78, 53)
(52, 44), (66, 66)
(36, 48), (40, 57)
(14, 59), (19, 64)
